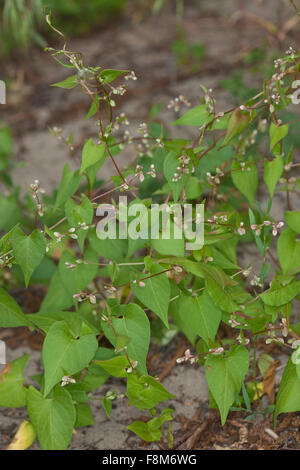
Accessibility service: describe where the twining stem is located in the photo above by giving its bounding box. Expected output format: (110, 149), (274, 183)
(290, 0), (300, 15)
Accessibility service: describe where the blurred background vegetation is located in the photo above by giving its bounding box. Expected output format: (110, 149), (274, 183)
(0, 0), (187, 57)
(0, 0), (127, 57)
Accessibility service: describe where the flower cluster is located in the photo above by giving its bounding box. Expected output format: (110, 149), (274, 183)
(126, 361), (138, 373)
(125, 71), (137, 81)
(73, 292), (96, 304)
(135, 164), (156, 183)
(265, 322), (285, 345)
(123, 129), (133, 144)
(113, 112), (130, 131)
(171, 155), (194, 183)
(104, 285), (117, 294)
(271, 93), (280, 105)
(251, 220), (284, 237)
(30, 179), (45, 217)
(176, 349), (197, 364)
(239, 162), (251, 172)
(280, 176), (297, 187)
(208, 347), (224, 355)
(237, 222), (246, 236)
(229, 315), (242, 328)
(280, 318), (289, 337)
(167, 94), (191, 112)
(104, 390), (125, 401)
(206, 167), (224, 185)
(203, 87), (214, 113)
(61, 376), (76, 387)
(138, 122), (149, 138)
(65, 261), (77, 269)
(53, 224), (86, 243)
(236, 334), (250, 346)
(111, 85), (126, 96)
(132, 279), (146, 287)
(207, 213), (228, 225)
(285, 46), (296, 58)
(53, 231), (65, 242)
(242, 266), (252, 277)
(250, 275), (263, 288)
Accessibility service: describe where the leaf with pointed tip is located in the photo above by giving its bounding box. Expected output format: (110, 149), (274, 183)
(274, 357), (300, 425)
(221, 109), (252, 147)
(264, 155), (283, 197)
(27, 386), (76, 450)
(269, 123), (288, 152)
(285, 211), (300, 234)
(172, 105), (209, 126)
(54, 164), (81, 209)
(260, 280), (300, 307)
(100, 69), (129, 85)
(0, 289), (30, 327)
(278, 228), (300, 273)
(52, 75), (78, 89)
(101, 303), (150, 375)
(94, 356), (129, 378)
(11, 227), (46, 287)
(42, 321), (98, 396)
(127, 374), (173, 410)
(231, 158), (258, 206)
(0, 355), (29, 407)
(170, 291), (221, 345)
(131, 266), (170, 327)
(205, 346), (250, 424)
(80, 139), (106, 174)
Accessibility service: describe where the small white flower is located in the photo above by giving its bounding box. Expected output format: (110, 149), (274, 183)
(73, 292), (86, 302)
(65, 262), (76, 269)
(173, 266), (183, 273)
(54, 232), (64, 242)
(242, 267), (251, 277)
(125, 71), (137, 81)
(126, 361), (138, 373)
(265, 337), (284, 345)
(209, 347), (224, 355)
(89, 294), (97, 305)
(237, 223), (246, 236)
(61, 376), (76, 387)
(229, 316), (241, 327)
(104, 285), (117, 294)
(250, 275), (263, 287)
(176, 349), (197, 364)
(280, 318), (288, 337)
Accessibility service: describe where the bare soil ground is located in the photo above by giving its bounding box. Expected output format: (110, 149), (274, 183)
(0, 0), (300, 450)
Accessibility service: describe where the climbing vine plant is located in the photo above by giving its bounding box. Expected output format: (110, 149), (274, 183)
(1, 15), (300, 449)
